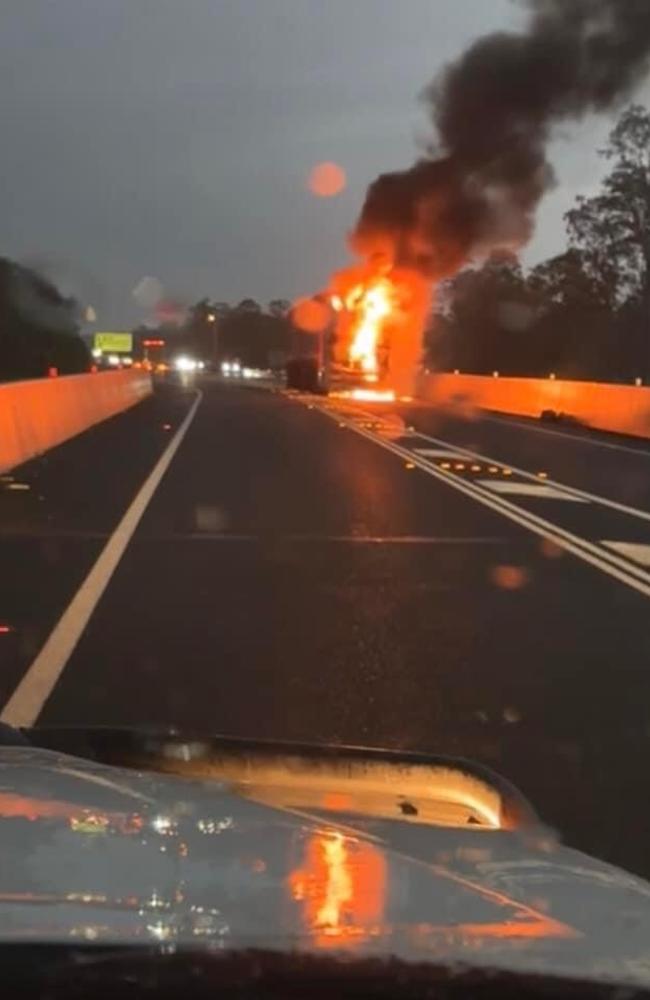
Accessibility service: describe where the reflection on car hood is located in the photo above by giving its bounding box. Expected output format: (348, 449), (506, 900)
(1, 743), (650, 990)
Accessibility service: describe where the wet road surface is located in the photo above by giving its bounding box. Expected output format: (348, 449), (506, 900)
(2, 376), (650, 877)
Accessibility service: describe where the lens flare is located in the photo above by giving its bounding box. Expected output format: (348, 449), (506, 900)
(308, 162), (346, 198)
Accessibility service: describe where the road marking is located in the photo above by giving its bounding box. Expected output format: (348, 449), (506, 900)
(148, 533), (505, 545)
(0, 391), (203, 728)
(310, 402), (650, 599)
(478, 481), (588, 501)
(602, 541), (650, 567)
(402, 426), (650, 526)
(413, 448), (466, 459)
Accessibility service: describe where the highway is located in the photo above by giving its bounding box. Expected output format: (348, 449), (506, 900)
(2, 376), (650, 877)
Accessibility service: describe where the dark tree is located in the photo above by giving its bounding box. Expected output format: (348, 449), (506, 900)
(567, 105), (650, 310)
(0, 258), (89, 381)
(235, 298), (262, 314)
(527, 250), (615, 379)
(432, 254), (537, 375)
(268, 299), (290, 318)
(566, 104), (650, 378)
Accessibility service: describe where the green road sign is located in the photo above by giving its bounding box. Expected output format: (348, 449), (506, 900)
(94, 332), (133, 353)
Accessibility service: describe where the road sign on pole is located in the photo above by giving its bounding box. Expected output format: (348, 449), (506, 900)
(94, 332), (133, 354)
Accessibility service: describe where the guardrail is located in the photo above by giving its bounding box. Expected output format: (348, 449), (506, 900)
(0, 370), (152, 474)
(418, 373), (650, 440)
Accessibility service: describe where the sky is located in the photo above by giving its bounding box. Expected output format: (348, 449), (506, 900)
(1, 0), (647, 329)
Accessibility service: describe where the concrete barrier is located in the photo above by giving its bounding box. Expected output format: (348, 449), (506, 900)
(0, 370), (152, 474)
(418, 373), (650, 440)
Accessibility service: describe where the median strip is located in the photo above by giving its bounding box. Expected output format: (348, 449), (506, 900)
(308, 399), (650, 600)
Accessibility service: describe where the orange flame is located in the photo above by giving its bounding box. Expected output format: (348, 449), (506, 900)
(346, 279), (393, 375)
(329, 264), (430, 398)
(289, 831), (386, 948)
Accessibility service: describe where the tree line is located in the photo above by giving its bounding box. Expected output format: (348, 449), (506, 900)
(0, 258), (88, 382)
(428, 104), (650, 383)
(135, 297), (294, 368)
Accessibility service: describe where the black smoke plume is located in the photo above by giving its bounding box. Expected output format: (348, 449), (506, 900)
(352, 0), (650, 278)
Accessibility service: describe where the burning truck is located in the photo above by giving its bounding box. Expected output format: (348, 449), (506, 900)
(286, 262), (429, 401)
(288, 0), (650, 403)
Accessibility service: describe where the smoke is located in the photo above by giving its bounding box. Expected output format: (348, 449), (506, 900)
(351, 0), (650, 279)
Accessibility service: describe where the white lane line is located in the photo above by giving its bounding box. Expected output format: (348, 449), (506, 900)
(413, 448), (466, 459)
(313, 404), (650, 599)
(478, 481), (589, 501)
(405, 426), (650, 525)
(1, 390), (203, 728)
(602, 541), (650, 567)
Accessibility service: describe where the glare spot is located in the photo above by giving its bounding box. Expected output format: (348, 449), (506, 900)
(194, 505), (228, 533)
(405, 462), (416, 470)
(292, 297), (330, 332)
(455, 847), (491, 863)
(491, 565), (529, 590)
(540, 538), (563, 559)
(307, 161), (346, 197)
(133, 276), (164, 308)
(503, 706), (522, 724)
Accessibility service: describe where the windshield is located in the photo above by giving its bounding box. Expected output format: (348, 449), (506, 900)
(2, 0), (650, 986)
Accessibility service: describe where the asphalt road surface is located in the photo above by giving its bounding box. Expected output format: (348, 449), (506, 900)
(2, 375), (650, 878)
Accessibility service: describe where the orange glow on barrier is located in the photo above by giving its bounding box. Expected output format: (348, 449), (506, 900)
(0, 371), (152, 476)
(289, 831), (386, 948)
(419, 373), (650, 441)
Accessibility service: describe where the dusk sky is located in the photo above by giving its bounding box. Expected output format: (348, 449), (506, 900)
(1, 0), (647, 329)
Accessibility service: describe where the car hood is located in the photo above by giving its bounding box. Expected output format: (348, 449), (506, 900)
(1, 735), (650, 990)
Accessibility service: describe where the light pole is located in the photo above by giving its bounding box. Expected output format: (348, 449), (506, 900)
(207, 312), (217, 364)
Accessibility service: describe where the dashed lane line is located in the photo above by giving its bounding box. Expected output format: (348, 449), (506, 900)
(478, 481), (589, 501)
(413, 448), (467, 459)
(601, 541), (650, 567)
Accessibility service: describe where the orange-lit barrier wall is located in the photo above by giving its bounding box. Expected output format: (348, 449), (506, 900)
(0, 370), (152, 474)
(418, 373), (650, 440)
